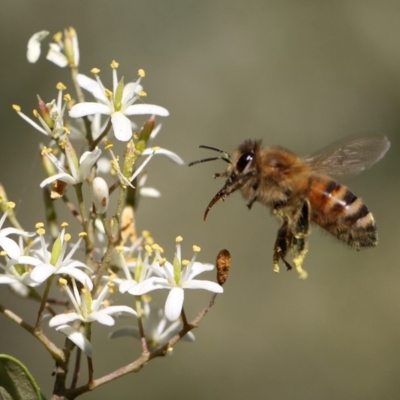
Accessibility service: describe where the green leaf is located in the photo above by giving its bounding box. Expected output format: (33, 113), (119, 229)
(0, 354), (45, 400)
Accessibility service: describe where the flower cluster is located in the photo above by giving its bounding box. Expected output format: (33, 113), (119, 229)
(0, 27), (227, 399)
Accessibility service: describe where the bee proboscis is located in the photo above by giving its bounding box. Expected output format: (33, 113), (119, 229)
(189, 136), (390, 279)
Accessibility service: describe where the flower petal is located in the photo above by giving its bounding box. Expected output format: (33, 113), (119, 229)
(56, 325), (92, 357)
(88, 312), (115, 326)
(0, 237), (21, 259)
(129, 277), (171, 295)
(27, 30), (49, 63)
(142, 148), (185, 165)
(49, 312), (83, 327)
(124, 104), (169, 117)
(77, 148), (101, 182)
(46, 43), (68, 67)
(69, 102), (111, 118)
(111, 112), (132, 141)
(165, 287), (184, 321)
(30, 264), (54, 283)
(40, 173), (77, 188)
(182, 279), (223, 293)
(76, 74), (108, 102)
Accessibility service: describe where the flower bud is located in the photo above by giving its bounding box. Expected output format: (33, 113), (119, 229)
(92, 177), (109, 214)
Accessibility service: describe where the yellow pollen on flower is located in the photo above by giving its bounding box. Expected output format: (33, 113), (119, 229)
(138, 69), (145, 77)
(175, 236), (183, 243)
(159, 257), (166, 267)
(12, 104), (21, 112)
(145, 236), (154, 246)
(111, 60), (119, 69)
(116, 246), (124, 254)
(59, 139), (67, 149)
(61, 222), (69, 228)
(36, 228), (45, 235)
(182, 260), (190, 266)
(107, 282), (116, 293)
(142, 294), (152, 303)
(58, 278), (68, 287)
(0, 250), (6, 257)
(68, 26), (77, 36)
(151, 244), (162, 253)
(33, 109), (40, 118)
(105, 89), (113, 99)
(64, 233), (71, 242)
(78, 232), (87, 238)
(151, 146), (161, 152)
(138, 91), (147, 97)
(41, 146), (52, 156)
(56, 82), (67, 91)
(145, 244), (153, 255)
(6, 202), (15, 209)
(193, 245), (201, 253)
(142, 230), (151, 238)
(35, 222), (44, 229)
(64, 93), (72, 102)
(53, 32), (63, 42)
(91, 68), (100, 74)
(63, 127), (71, 135)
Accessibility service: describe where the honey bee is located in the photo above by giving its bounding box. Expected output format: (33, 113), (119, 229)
(189, 136), (390, 279)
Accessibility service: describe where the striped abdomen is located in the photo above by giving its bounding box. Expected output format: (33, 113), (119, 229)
(306, 175), (377, 248)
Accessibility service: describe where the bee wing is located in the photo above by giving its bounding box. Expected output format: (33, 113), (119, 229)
(306, 136), (390, 176)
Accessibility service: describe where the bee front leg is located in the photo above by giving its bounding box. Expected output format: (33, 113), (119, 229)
(291, 199), (311, 279)
(273, 218), (294, 274)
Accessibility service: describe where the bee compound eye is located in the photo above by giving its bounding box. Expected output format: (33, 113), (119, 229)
(236, 151), (254, 173)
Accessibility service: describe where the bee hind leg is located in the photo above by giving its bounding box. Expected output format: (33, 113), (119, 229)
(273, 218), (294, 274)
(291, 199), (311, 279)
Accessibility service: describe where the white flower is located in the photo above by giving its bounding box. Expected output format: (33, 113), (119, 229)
(50, 279), (137, 357)
(27, 30), (49, 63)
(46, 27), (79, 67)
(0, 206), (34, 259)
(69, 63), (169, 141)
(130, 238), (223, 321)
(18, 226), (93, 289)
(109, 300), (195, 351)
(13, 85), (67, 138)
(40, 145), (101, 188)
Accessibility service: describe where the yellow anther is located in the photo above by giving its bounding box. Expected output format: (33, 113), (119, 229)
(159, 257), (166, 267)
(116, 246), (124, 254)
(58, 278), (68, 286)
(56, 82), (67, 91)
(61, 222), (69, 228)
(64, 93), (71, 102)
(12, 104), (21, 112)
(175, 236), (183, 243)
(138, 91), (147, 97)
(182, 260), (190, 266)
(33, 109), (40, 118)
(111, 60), (119, 69)
(53, 32), (63, 42)
(78, 232), (87, 238)
(41, 146), (52, 156)
(63, 127), (71, 135)
(105, 89), (113, 99)
(0, 251), (6, 257)
(91, 68), (100, 74)
(142, 230), (151, 238)
(35, 222), (44, 229)
(6, 202), (15, 209)
(193, 245), (201, 253)
(138, 69), (145, 77)
(37, 228), (45, 235)
(64, 233), (71, 241)
(151, 146), (161, 151)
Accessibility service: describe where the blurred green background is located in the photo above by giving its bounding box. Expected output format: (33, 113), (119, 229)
(0, 1), (399, 399)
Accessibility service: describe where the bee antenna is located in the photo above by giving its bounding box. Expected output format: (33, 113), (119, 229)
(188, 145), (232, 167)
